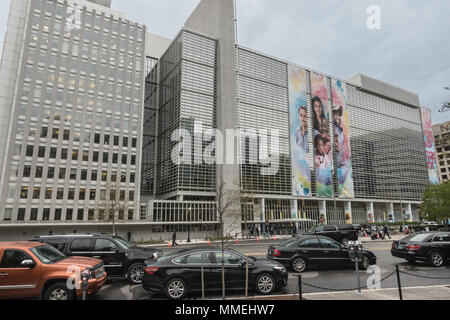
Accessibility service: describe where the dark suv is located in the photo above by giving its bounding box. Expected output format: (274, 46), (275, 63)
(30, 234), (162, 285)
(306, 224), (359, 245)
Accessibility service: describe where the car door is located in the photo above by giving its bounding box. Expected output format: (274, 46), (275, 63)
(92, 238), (126, 276)
(213, 251), (247, 290)
(295, 238), (323, 267)
(318, 237), (350, 267)
(179, 252), (216, 292)
(431, 233), (450, 259)
(0, 248), (40, 299)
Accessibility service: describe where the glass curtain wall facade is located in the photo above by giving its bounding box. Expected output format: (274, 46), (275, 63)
(0, 0), (145, 223)
(236, 46), (429, 229)
(156, 30), (217, 196)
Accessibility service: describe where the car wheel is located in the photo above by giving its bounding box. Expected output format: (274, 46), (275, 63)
(359, 255), (369, 270)
(255, 273), (276, 295)
(127, 262), (145, 285)
(429, 252), (445, 267)
(165, 278), (188, 300)
(291, 257), (307, 273)
(43, 282), (76, 301)
(341, 237), (350, 246)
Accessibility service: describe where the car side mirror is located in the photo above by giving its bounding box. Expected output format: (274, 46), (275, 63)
(21, 260), (36, 268)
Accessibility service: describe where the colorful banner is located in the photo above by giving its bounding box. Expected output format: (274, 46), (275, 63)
(420, 108), (440, 185)
(288, 65), (311, 196)
(311, 72), (332, 198)
(331, 80), (354, 198)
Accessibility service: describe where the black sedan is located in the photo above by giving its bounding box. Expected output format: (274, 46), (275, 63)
(391, 232), (450, 267)
(267, 235), (377, 273)
(142, 247), (288, 300)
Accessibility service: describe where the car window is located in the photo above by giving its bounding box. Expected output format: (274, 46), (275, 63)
(0, 250), (33, 268)
(30, 244), (66, 264)
(324, 225), (337, 231)
(432, 234), (450, 242)
(43, 239), (68, 252)
(314, 226), (324, 232)
(184, 252), (214, 265)
(214, 252), (244, 265)
(69, 239), (92, 251)
(94, 239), (117, 251)
(298, 239), (320, 248)
(319, 238), (341, 249)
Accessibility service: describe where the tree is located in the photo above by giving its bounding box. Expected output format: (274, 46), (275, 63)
(421, 181), (450, 225)
(439, 84), (450, 113)
(95, 181), (130, 235)
(214, 178), (241, 300)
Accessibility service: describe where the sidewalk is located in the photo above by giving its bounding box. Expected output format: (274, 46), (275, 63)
(241, 285), (450, 300)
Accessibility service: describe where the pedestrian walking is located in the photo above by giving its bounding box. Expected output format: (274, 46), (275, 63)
(383, 225), (391, 239)
(172, 231), (178, 246)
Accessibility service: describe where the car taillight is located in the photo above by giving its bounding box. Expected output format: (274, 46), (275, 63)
(144, 267), (159, 275)
(273, 249), (282, 257)
(406, 245), (421, 251)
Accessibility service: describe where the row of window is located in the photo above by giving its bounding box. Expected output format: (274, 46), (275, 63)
(19, 145), (137, 165)
(18, 187), (135, 202)
(15, 165), (135, 183)
(4, 207), (134, 222)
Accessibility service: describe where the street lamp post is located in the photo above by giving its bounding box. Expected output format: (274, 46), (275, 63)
(187, 207), (192, 243)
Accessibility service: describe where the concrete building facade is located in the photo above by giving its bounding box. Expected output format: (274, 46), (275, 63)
(433, 121), (450, 182)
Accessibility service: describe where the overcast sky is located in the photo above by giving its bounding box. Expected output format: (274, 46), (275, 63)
(1, 0), (449, 124)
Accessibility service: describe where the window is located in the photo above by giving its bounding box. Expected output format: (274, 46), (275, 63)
(26, 145), (34, 157)
(94, 239), (117, 252)
(104, 134), (110, 145)
(41, 127), (48, 138)
(33, 187), (40, 199)
(79, 188), (86, 200)
(114, 136), (119, 146)
(17, 208), (26, 221)
(66, 209), (73, 221)
(93, 151), (99, 162)
(20, 187), (29, 199)
(52, 128), (59, 139)
(70, 169), (77, 180)
(4, 208), (12, 221)
(72, 149), (78, 161)
(95, 133), (100, 144)
(30, 208), (38, 220)
(0, 250), (33, 268)
(319, 238), (341, 249)
(432, 234), (450, 242)
(35, 167), (43, 178)
(53, 209), (62, 221)
(299, 239), (320, 248)
(123, 137), (128, 147)
(43, 208), (50, 220)
(91, 170), (98, 181)
(57, 188), (64, 200)
(68, 188), (75, 200)
(132, 138), (137, 148)
(103, 152), (109, 163)
(61, 148), (68, 160)
(47, 167), (54, 179)
(69, 239), (91, 252)
(214, 252), (243, 265)
(77, 209), (84, 221)
(38, 146), (46, 158)
(89, 189), (96, 200)
(82, 150), (89, 161)
(45, 188), (52, 200)
(50, 147), (57, 159)
(183, 252), (214, 265)
(23, 166), (31, 178)
(58, 168), (66, 180)
(81, 170), (87, 181)
(63, 129), (70, 140)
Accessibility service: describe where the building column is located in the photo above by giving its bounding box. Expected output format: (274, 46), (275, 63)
(319, 200), (327, 225)
(148, 200), (154, 222)
(344, 202), (352, 224)
(260, 198), (265, 221)
(366, 202), (374, 223)
(405, 203), (413, 223)
(386, 203), (394, 223)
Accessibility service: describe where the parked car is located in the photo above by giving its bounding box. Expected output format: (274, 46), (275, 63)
(267, 235), (377, 273)
(30, 234), (162, 285)
(0, 241), (106, 300)
(391, 232), (450, 267)
(306, 224), (359, 245)
(142, 247), (288, 300)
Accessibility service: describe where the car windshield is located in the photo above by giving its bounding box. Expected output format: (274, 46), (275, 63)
(114, 237), (133, 250)
(30, 244), (66, 264)
(408, 233), (432, 243)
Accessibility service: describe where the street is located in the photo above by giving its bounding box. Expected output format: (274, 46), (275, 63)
(90, 240), (450, 300)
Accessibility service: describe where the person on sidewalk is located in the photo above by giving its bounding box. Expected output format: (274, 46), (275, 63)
(172, 231), (178, 246)
(383, 225), (391, 239)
